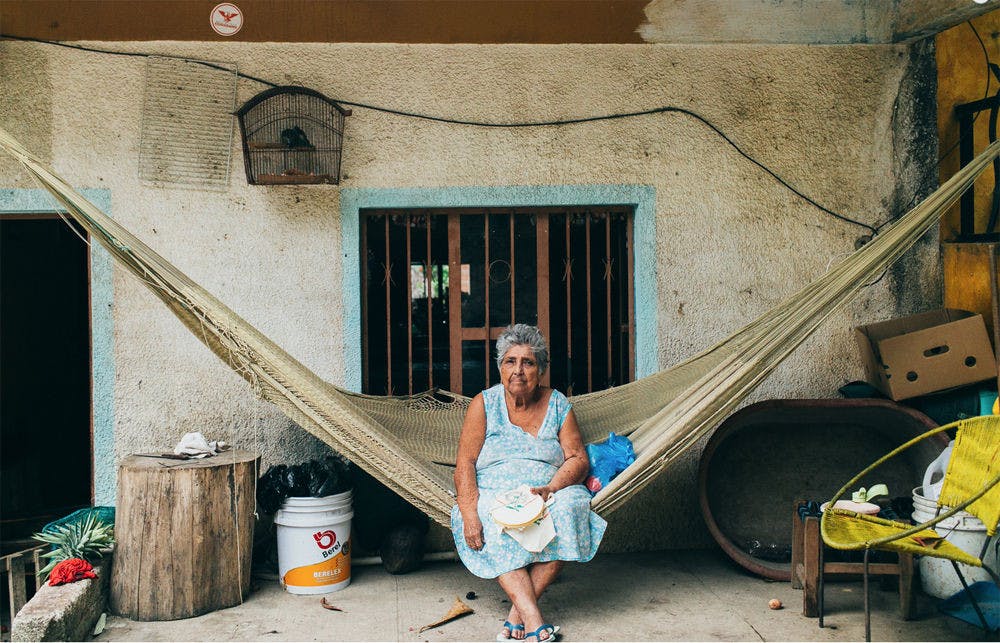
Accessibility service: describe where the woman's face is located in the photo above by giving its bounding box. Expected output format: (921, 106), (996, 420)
(499, 344), (541, 397)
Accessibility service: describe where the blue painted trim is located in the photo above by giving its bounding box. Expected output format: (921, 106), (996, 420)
(340, 184), (658, 392)
(0, 188), (116, 506)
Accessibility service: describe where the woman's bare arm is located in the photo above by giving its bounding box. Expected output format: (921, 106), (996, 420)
(531, 409), (589, 500)
(454, 393), (487, 549)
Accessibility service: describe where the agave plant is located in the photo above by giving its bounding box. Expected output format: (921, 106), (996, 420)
(32, 512), (115, 582)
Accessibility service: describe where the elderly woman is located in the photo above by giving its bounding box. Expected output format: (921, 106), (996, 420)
(451, 324), (607, 642)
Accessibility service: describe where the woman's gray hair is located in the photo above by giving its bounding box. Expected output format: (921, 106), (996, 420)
(495, 324), (549, 374)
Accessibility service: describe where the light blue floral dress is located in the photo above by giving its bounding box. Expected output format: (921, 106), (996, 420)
(451, 384), (607, 579)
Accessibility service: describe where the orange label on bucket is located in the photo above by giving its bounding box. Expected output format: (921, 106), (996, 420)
(283, 539), (351, 587)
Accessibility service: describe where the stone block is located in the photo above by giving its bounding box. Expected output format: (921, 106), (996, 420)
(11, 561), (110, 642)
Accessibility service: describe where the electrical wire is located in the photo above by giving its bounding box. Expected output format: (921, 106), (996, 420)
(0, 34), (284, 86)
(4, 35), (877, 230)
(872, 20), (993, 236)
(937, 21), (994, 165)
(2, 29), (987, 237)
(0, 33), (879, 234)
(971, 21), (992, 106)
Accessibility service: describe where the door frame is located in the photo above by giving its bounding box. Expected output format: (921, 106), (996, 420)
(341, 184), (658, 392)
(0, 188), (116, 506)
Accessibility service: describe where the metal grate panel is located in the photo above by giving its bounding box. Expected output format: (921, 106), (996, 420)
(139, 56), (237, 188)
(360, 207), (636, 397)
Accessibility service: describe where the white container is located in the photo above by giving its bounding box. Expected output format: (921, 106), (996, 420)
(282, 490), (353, 512)
(275, 493), (354, 595)
(921, 440), (953, 501)
(911, 486), (997, 599)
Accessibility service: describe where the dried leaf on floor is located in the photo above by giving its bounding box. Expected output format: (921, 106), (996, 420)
(92, 613), (107, 636)
(320, 597), (344, 612)
(417, 596), (474, 633)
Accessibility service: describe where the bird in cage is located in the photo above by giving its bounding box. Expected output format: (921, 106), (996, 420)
(280, 125), (313, 149)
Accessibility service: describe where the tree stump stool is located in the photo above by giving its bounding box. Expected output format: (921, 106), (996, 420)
(110, 450), (259, 621)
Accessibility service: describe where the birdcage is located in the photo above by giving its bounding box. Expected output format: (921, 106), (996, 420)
(236, 86), (350, 185)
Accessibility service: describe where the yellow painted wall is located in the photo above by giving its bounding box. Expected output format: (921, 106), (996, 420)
(938, 9), (1000, 239)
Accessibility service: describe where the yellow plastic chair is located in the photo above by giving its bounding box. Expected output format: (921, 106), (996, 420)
(818, 415), (1000, 641)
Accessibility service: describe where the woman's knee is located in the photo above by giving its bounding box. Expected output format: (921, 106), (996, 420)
(531, 560), (563, 571)
(498, 566), (531, 585)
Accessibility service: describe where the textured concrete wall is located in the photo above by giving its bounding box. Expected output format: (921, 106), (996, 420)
(0, 39), (939, 551)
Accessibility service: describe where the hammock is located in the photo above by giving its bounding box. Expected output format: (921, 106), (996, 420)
(2, 126), (996, 527)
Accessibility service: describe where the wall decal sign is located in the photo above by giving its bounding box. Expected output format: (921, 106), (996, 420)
(211, 3), (243, 36)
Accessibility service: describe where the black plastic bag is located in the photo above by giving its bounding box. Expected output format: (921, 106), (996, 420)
(283, 463), (311, 497)
(312, 455), (351, 496)
(257, 464), (290, 514)
(256, 454), (353, 514)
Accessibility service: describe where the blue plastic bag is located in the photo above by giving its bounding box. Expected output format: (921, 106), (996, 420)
(584, 432), (636, 495)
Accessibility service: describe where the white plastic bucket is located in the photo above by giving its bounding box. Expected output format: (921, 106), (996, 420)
(282, 490), (353, 512)
(275, 493), (354, 595)
(911, 486), (997, 599)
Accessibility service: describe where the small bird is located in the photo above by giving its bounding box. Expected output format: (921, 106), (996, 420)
(281, 126), (312, 148)
(219, 9), (238, 22)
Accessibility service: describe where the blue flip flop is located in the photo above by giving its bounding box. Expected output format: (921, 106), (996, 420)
(496, 621), (525, 641)
(525, 624), (559, 642)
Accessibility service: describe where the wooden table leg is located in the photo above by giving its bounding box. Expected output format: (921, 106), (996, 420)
(898, 552), (915, 620)
(802, 516), (820, 618)
(792, 500), (804, 590)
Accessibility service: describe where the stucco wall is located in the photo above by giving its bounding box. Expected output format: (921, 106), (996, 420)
(0, 39), (939, 551)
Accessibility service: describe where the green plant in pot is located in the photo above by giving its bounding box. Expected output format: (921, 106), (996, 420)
(32, 512), (115, 582)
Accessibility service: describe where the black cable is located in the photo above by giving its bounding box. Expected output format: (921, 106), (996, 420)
(0, 32), (879, 233)
(938, 21), (993, 165)
(9, 32), (948, 237)
(871, 19), (994, 235)
(972, 22), (992, 98)
(0, 34), (150, 58)
(873, 20), (995, 237)
(350, 97), (882, 232)
(0, 35), (283, 88)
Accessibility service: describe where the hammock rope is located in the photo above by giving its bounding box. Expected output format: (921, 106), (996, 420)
(2, 126), (996, 526)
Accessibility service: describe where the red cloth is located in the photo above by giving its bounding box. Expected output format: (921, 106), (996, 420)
(48, 558), (96, 586)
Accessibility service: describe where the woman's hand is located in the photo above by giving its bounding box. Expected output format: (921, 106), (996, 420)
(530, 485), (554, 501)
(463, 513), (485, 550)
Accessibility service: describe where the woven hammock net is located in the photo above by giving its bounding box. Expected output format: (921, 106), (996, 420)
(3, 126), (996, 527)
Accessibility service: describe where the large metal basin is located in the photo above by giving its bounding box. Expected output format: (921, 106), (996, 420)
(698, 398), (945, 581)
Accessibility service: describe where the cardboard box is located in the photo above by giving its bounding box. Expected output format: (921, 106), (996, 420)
(855, 309), (998, 401)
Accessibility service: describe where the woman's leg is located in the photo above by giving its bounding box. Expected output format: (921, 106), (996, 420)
(498, 568), (548, 640)
(501, 562), (564, 640)
(528, 560), (563, 596)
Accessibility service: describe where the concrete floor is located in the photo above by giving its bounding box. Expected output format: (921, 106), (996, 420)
(94, 549), (989, 642)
